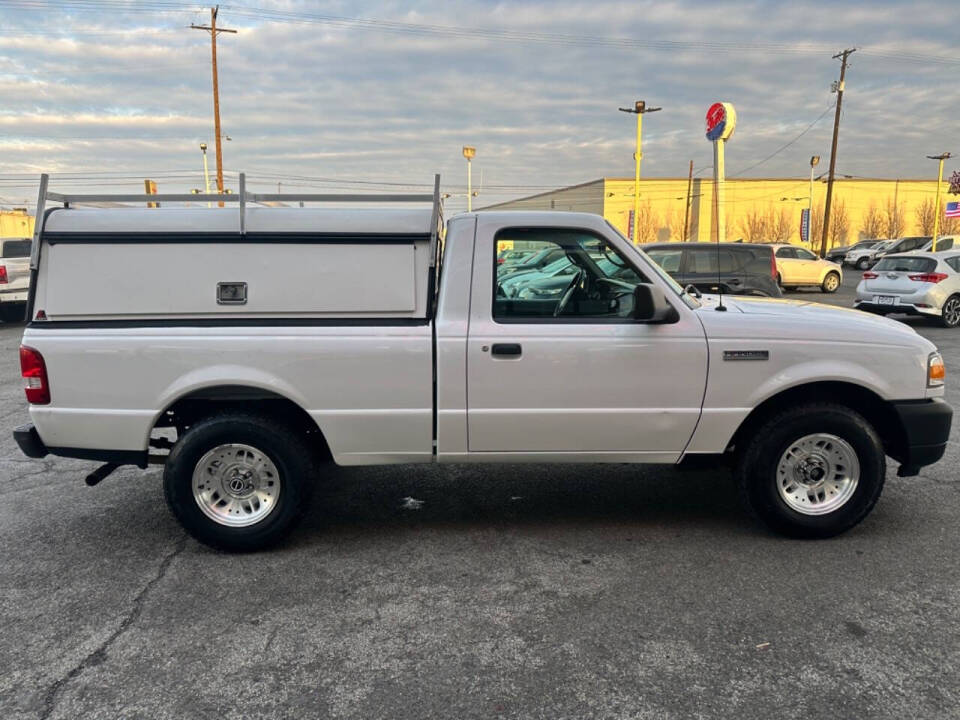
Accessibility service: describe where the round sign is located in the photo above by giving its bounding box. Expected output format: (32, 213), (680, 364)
(706, 102), (737, 142)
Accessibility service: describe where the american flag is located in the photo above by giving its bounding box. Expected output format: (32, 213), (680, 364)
(946, 201), (960, 219)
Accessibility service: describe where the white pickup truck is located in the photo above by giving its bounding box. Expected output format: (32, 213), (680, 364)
(0, 237), (31, 322)
(13, 176), (953, 551)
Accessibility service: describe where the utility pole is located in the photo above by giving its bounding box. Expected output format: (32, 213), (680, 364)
(683, 160), (693, 241)
(927, 152), (952, 252)
(819, 48), (855, 257)
(192, 7), (236, 206)
(619, 101), (661, 244)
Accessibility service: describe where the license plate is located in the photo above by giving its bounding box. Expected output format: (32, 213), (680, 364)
(874, 295), (898, 306)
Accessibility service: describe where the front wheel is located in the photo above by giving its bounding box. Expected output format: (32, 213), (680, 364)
(821, 272), (841, 293)
(736, 403), (885, 538)
(856, 257), (870, 270)
(164, 412), (317, 551)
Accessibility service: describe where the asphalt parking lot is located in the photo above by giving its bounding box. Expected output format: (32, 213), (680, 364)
(1, 271), (958, 719)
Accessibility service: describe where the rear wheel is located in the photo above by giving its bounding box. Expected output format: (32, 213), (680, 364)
(736, 403), (885, 538)
(856, 257), (870, 270)
(821, 271), (841, 293)
(941, 295), (960, 328)
(164, 412), (317, 551)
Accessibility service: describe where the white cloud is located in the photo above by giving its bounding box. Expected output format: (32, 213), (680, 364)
(0, 0), (957, 212)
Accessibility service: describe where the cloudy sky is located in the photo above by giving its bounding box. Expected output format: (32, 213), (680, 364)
(0, 0), (958, 212)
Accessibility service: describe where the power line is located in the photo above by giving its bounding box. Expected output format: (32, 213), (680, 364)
(729, 103), (835, 177)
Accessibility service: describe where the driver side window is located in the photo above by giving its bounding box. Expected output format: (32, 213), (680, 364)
(493, 228), (647, 322)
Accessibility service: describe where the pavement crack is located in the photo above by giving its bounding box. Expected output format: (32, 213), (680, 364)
(38, 535), (188, 720)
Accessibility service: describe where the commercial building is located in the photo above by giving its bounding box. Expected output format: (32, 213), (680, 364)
(0, 209), (34, 239)
(483, 177), (954, 248)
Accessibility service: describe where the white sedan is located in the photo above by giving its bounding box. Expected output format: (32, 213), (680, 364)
(855, 252), (960, 328)
(768, 243), (843, 293)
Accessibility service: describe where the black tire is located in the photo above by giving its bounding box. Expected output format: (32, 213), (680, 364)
(940, 295), (960, 328)
(821, 271), (841, 293)
(736, 403), (886, 538)
(856, 257), (870, 270)
(164, 412), (317, 552)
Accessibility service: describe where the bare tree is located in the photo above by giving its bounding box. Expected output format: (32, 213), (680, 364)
(635, 200), (659, 244)
(770, 208), (793, 242)
(829, 198), (850, 248)
(883, 196), (905, 238)
(739, 207), (772, 243)
(916, 198), (937, 235)
(809, 205), (824, 247)
(860, 201), (885, 239)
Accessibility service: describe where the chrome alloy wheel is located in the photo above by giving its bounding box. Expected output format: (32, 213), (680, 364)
(776, 433), (859, 515)
(192, 444), (281, 527)
(943, 297), (960, 327)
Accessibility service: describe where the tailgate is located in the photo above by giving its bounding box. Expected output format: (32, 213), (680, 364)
(1, 257), (30, 291)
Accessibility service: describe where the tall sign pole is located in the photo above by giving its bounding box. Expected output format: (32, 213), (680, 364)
(192, 7), (237, 206)
(928, 152), (952, 252)
(619, 101), (661, 244)
(705, 102), (737, 243)
(820, 48), (855, 257)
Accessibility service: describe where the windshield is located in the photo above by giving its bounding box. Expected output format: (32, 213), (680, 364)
(874, 256), (937, 273)
(604, 222), (700, 309)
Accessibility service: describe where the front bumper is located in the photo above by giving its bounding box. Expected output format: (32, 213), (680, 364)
(891, 398), (953, 475)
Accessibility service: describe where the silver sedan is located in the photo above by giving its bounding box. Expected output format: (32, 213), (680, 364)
(854, 252), (960, 328)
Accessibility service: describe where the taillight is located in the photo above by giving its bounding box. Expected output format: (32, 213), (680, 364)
(19, 346), (50, 404)
(0, 265), (7, 284)
(770, 251), (777, 279)
(908, 273), (948, 283)
(862, 272), (878, 279)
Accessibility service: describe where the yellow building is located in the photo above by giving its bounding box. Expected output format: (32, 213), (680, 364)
(484, 177), (956, 249)
(0, 209), (34, 239)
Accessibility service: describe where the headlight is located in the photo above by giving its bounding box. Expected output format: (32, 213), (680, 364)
(928, 352), (945, 388)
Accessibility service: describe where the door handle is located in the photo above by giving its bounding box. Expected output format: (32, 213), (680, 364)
(491, 343), (522, 357)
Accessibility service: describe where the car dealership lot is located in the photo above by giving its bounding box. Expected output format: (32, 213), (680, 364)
(1, 272), (958, 719)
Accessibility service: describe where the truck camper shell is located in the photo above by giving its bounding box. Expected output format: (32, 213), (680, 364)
(27, 173), (442, 323)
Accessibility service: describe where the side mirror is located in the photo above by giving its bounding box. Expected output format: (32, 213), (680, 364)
(633, 283), (680, 324)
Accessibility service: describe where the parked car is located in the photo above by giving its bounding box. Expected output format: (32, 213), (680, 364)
(876, 236), (930, 260)
(855, 252), (960, 328)
(499, 255), (578, 297)
(13, 185), (952, 550)
(0, 237), (31, 322)
(827, 239), (882, 264)
(845, 240), (895, 269)
(767, 243), (843, 292)
(916, 235), (958, 253)
(645, 242), (781, 297)
(496, 249), (535, 265)
(497, 245), (568, 279)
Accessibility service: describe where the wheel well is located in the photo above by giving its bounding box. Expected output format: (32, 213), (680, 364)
(729, 381), (908, 464)
(154, 385), (332, 463)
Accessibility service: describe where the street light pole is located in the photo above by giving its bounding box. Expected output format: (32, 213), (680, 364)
(807, 155), (820, 244)
(619, 101), (661, 244)
(462, 146), (476, 212)
(200, 143), (211, 208)
(928, 152), (952, 252)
